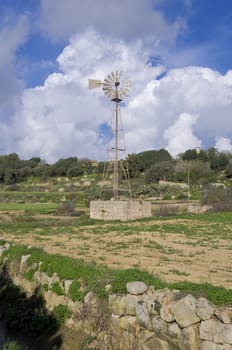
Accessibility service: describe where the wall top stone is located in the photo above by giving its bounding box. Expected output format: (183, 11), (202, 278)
(126, 281), (148, 295)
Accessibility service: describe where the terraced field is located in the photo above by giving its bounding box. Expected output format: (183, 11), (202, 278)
(1, 207), (231, 289)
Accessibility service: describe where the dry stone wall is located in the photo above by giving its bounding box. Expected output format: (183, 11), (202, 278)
(0, 244), (232, 350)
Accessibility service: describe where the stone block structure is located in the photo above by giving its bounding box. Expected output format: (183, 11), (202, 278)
(90, 200), (152, 221)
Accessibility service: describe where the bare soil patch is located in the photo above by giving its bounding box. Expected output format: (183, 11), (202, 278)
(1, 214), (231, 289)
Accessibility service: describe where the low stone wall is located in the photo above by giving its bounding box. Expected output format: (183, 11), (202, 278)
(90, 200), (152, 221)
(1, 245), (231, 350)
(109, 282), (232, 350)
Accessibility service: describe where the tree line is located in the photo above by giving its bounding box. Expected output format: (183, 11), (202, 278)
(0, 147), (232, 185)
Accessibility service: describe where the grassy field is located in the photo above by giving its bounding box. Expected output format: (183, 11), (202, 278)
(0, 199), (231, 290)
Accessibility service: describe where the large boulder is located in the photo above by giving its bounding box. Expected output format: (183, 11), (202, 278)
(172, 295), (200, 328)
(215, 306), (232, 324)
(200, 319), (232, 345)
(142, 336), (179, 350)
(196, 297), (215, 320)
(136, 301), (150, 328)
(180, 324), (200, 350)
(109, 294), (127, 316)
(126, 281), (148, 295)
(201, 341), (232, 350)
(160, 295), (175, 322)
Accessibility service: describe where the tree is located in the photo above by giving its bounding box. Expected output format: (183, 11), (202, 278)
(67, 165), (83, 178)
(145, 161), (174, 183)
(53, 157), (78, 176)
(206, 148), (230, 171)
(126, 153), (140, 177)
(225, 161), (232, 178)
(4, 168), (16, 184)
(136, 149), (173, 171)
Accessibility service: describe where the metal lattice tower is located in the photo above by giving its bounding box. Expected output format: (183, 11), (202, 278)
(88, 71), (131, 199)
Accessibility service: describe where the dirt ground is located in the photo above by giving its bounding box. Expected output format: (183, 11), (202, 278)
(1, 213), (231, 289)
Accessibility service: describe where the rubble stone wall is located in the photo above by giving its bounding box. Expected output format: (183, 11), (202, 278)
(1, 245), (232, 350)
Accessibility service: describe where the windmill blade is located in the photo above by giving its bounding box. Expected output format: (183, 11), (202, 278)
(115, 70), (120, 82)
(88, 79), (102, 89)
(107, 74), (114, 82)
(120, 88), (129, 96)
(104, 77), (113, 83)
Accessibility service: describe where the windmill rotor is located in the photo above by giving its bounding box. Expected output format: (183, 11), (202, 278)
(88, 71), (131, 102)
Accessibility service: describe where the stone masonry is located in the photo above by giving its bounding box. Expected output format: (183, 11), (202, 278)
(90, 200), (152, 221)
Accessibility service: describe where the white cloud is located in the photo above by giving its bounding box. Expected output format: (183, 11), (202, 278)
(39, 0), (185, 47)
(1, 28), (232, 162)
(164, 113), (201, 156)
(0, 15), (28, 122)
(215, 137), (232, 152)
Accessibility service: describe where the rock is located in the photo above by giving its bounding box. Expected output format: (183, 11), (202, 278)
(215, 306), (232, 324)
(33, 271), (59, 287)
(196, 297), (215, 320)
(83, 181), (91, 186)
(118, 316), (136, 330)
(168, 323), (181, 338)
(105, 284), (112, 293)
(136, 301), (150, 328)
(125, 294), (137, 316)
(84, 291), (97, 306)
(160, 295), (175, 322)
(63, 279), (73, 295)
(172, 295), (200, 328)
(44, 290), (67, 310)
(4, 243), (10, 250)
(20, 254), (31, 270)
(153, 288), (172, 303)
(200, 319), (232, 345)
(109, 294), (127, 316)
(180, 324), (200, 350)
(127, 281), (148, 295)
(201, 341), (232, 350)
(143, 293), (160, 315)
(142, 336), (175, 350)
(151, 316), (168, 333)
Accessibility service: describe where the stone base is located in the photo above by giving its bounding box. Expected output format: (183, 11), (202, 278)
(90, 200), (152, 221)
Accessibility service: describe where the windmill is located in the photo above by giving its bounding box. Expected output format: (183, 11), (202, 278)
(88, 71), (131, 199)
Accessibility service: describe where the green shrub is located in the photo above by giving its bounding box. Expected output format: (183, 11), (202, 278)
(51, 282), (64, 296)
(201, 186), (232, 211)
(3, 340), (27, 350)
(68, 280), (84, 301)
(23, 268), (34, 281)
(53, 304), (71, 325)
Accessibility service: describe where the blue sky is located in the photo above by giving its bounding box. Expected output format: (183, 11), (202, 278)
(0, 0), (232, 161)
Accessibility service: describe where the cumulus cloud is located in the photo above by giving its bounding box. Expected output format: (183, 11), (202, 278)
(164, 113), (201, 156)
(39, 0), (185, 47)
(0, 15), (28, 121)
(1, 28), (232, 162)
(215, 137), (232, 152)
(15, 29), (165, 162)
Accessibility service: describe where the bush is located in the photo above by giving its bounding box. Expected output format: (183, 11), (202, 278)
(201, 186), (232, 211)
(56, 201), (75, 216)
(3, 340), (27, 350)
(53, 304), (71, 325)
(51, 282), (64, 296)
(68, 280), (84, 301)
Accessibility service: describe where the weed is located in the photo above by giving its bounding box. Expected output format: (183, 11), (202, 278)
(169, 269), (190, 276)
(51, 282), (64, 296)
(24, 268), (34, 281)
(53, 304), (71, 325)
(3, 340), (27, 350)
